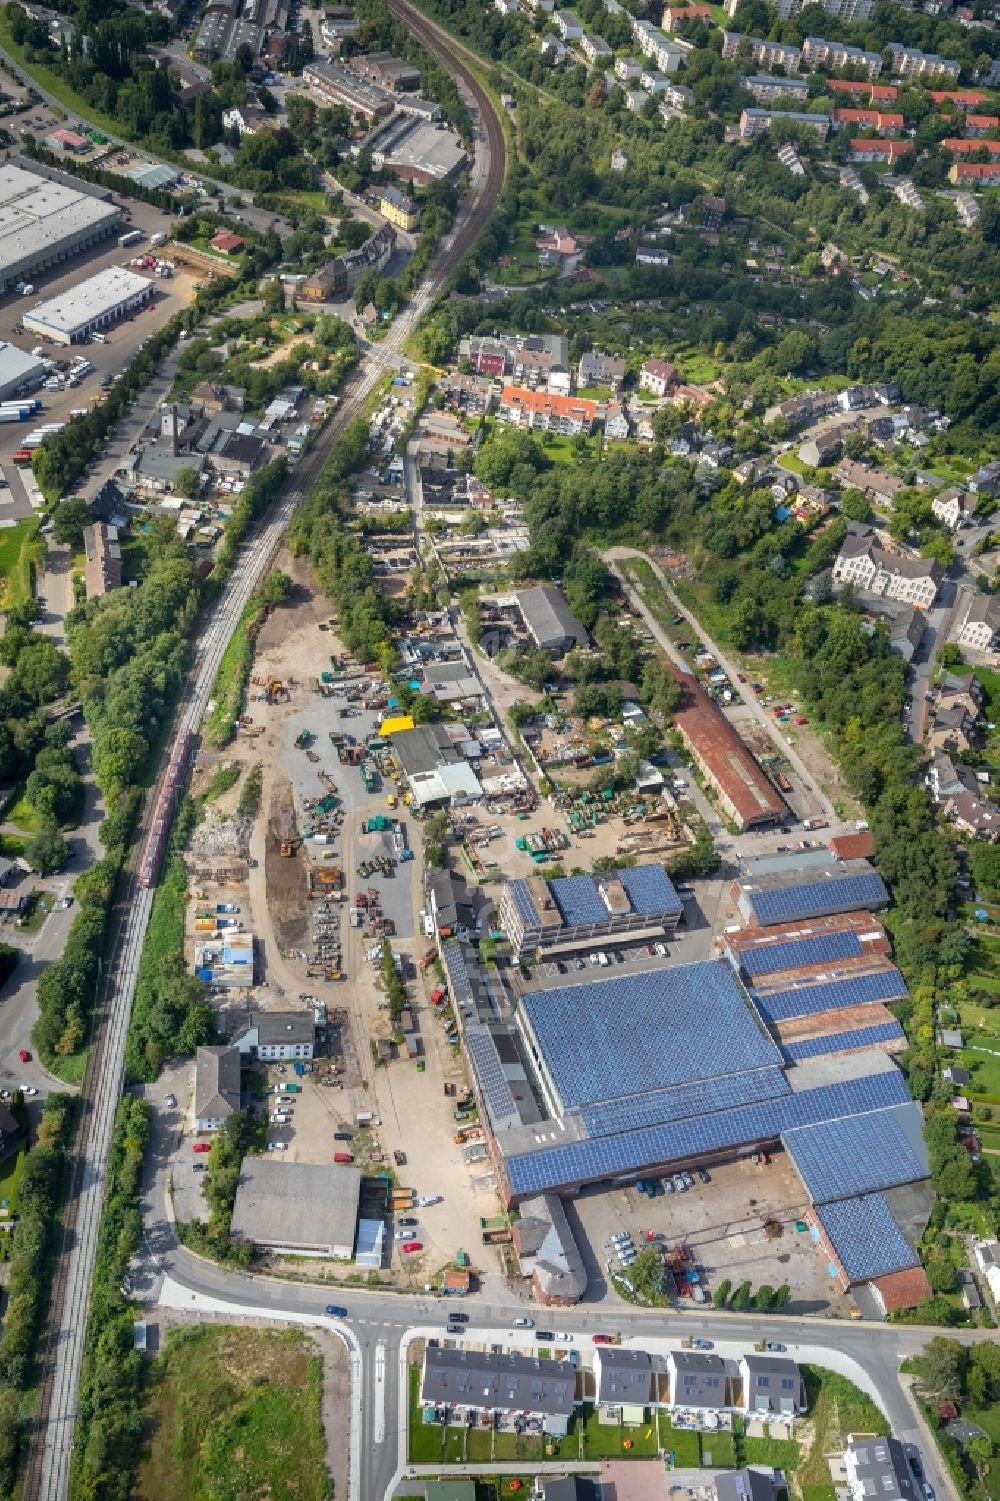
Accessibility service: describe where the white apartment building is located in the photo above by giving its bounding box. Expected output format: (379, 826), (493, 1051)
(801, 35), (882, 76)
(958, 595), (1000, 653)
(888, 44), (961, 79)
(832, 532), (942, 608)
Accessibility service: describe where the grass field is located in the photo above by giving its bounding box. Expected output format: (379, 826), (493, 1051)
(137, 1326), (331, 1501)
(0, 520), (42, 609)
(6, 791), (40, 835)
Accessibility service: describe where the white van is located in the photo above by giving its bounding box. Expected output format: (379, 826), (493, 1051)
(92, 331), (107, 344)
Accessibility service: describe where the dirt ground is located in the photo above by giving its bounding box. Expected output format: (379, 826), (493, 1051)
(568, 1153), (853, 1316)
(265, 777), (309, 952)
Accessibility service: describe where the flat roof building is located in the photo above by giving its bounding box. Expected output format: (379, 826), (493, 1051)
(371, 116), (468, 184)
(670, 667), (786, 830)
(735, 861), (889, 927)
(303, 60), (394, 119)
(24, 267), (154, 346)
(0, 163), (121, 295)
(230, 1009), (315, 1060)
(230, 1159), (362, 1258)
(0, 340), (46, 401)
(500, 864), (682, 960)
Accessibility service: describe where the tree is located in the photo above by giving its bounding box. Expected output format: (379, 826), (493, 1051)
(712, 1278), (732, 1309)
(967, 1342), (1000, 1405)
(911, 1337), (966, 1404)
(173, 465), (202, 501)
(260, 570), (292, 605)
(25, 823), (68, 875)
(51, 497), (90, 548)
(967, 1436), (993, 1482)
(626, 1246), (663, 1301)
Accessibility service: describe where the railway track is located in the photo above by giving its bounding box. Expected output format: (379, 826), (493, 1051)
(20, 22), (505, 1501)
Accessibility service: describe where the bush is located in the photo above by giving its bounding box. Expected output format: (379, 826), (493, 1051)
(730, 1280), (752, 1311)
(713, 1278), (732, 1309)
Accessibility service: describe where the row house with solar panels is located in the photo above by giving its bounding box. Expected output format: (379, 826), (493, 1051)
(499, 864), (683, 961)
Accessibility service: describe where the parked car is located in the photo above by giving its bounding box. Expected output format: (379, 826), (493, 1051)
(446, 1324), (465, 1334)
(592, 1334), (613, 1345)
(164, 1094), (177, 1108)
(692, 1338), (713, 1350)
(698, 1168), (710, 1184)
(18, 1049), (30, 1063)
(401, 1240), (422, 1253)
(334, 1131), (353, 1141)
(192, 1163), (206, 1172)
(535, 1330), (555, 1341)
(513, 1317), (534, 1328)
(448, 1312), (470, 1323)
(766, 1341), (786, 1352)
(267, 1141), (287, 1151)
(398, 1216), (418, 1227)
(22, 1085), (37, 1097)
(192, 1142), (211, 1153)
(325, 1305), (348, 1318)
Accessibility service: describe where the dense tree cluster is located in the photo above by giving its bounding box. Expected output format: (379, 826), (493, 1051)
(0, 1092), (75, 1501)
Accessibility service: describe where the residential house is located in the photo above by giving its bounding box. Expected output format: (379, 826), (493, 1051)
(827, 79), (898, 101)
(778, 142), (805, 173)
(832, 530), (942, 607)
(932, 485), (977, 528)
(191, 380), (245, 415)
(850, 139), (913, 163)
(799, 422), (853, 466)
(887, 44), (961, 79)
(945, 789), (1000, 840)
(832, 106), (904, 133)
(949, 162), (1000, 186)
(715, 1473), (779, 1501)
(943, 137), (1000, 158)
(745, 75), (809, 104)
(614, 56), (643, 80)
(593, 1348), (654, 1418)
(958, 593), (1000, 652)
(662, 2), (712, 26)
(512, 1193), (588, 1304)
(625, 89), (651, 111)
(738, 1356), (805, 1418)
(722, 32), (803, 71)
(667, 1351), (730, 1409)
(380, 186), (418, 231)
(764, 389), (838, 429)
(497, 386), (597, 436)
(540, 32), (568, 61)
(844, 1435), (916, 1501)
(886, 606), (925, 662)
(604, 402), (630, 440)
(973, 1239), (1000, 1301)
(639, 357), (678, 396)
(210, 229), (244, 255)
(578, 351), (626, 389)
(420, 1346), (578, 1435)
(640, 69), (672, 92)
(429, 870), (492, 941)
(801, 35), (882, 74)
(194, 1044), (241, 1132)
(83, 521), (122, 599)
(739, 108), (830, 140)
(88, 477), (130, 528)
(581, 32), (613, 62)
(554, 9), (584, 37)
(834, 458), (905, 508)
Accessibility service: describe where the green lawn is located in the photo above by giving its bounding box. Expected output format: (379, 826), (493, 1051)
(582, 1405), (658, 1459)
(136, 1326), (330, 1501)
(0, 1143), (24, 1218)
(6, 791), (40, 835)
(657, 1414), (702, 1466)
(0, 520), (42, 608)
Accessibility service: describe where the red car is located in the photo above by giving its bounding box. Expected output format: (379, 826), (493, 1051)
(737, 673), (747, 683)
(192, 1142), (211, 1153)
(401, 1240), (423, 1254)
(18, 1049), (30, 1063)
(592, 1334), (613, 1345)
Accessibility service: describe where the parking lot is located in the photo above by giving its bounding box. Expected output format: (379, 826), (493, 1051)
(566, 1153), (854, 1314)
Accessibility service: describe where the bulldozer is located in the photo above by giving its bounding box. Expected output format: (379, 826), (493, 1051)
(280, 839), (300, 857)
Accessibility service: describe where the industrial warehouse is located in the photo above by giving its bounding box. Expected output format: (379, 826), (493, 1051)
(24, 267), (155, 345)
(0, 161), (121, 296)
(445, 854), (930, 1311)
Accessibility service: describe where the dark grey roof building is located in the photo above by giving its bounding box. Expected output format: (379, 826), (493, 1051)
(420, 1346), (578, 1433)
(515, 585), (588, 655)
(593, 1347), (654, 1407)
(667, 1350), (730, 1409)
(194, 1044), (241, 1130)
(845, 1435), (916, 1501)
(739, 1355), (805, 1417)
(715, 1470), (778, 1501)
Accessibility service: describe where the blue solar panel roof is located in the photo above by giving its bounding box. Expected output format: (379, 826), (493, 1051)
(618, 864), (682, 915)
(550, 874), (609, 928)
(739, 931), (863, 979)
(505, 1066), (911, 1196)
(746, 873), (888, 926)
(506, 879), (540, 931)
(783, 1105), (926, 1203)
(465, 1024), (521, 1129)
(520, 960), (780, 1110)
(581, 1066), (790, 1139)
(753, 968), (907, 1024)
(816, 1193), (919, 1281)
(782, 1021), (905, 1062)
